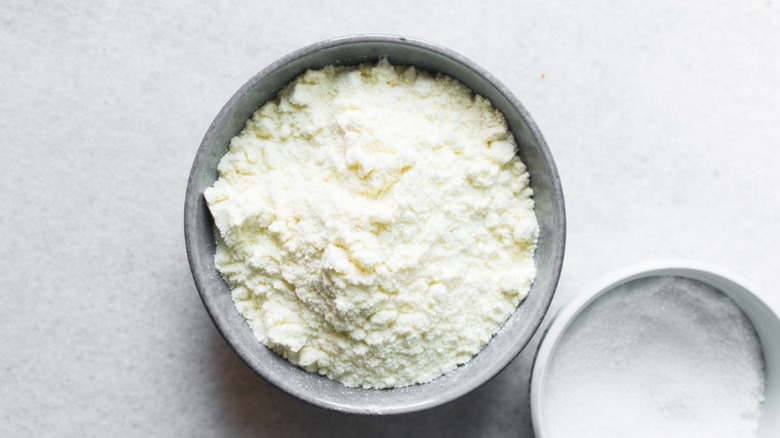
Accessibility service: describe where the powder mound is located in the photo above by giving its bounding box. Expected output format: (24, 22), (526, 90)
(204, 59), (538, 388)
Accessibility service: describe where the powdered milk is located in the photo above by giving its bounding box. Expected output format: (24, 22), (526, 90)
(204, 59), (538, 388)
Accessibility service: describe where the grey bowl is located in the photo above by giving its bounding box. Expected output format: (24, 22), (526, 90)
(184, 34), (566, 415)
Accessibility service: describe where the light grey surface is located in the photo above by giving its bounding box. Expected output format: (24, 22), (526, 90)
(2, 0), (779, 436)
(185, 35), (565, 415)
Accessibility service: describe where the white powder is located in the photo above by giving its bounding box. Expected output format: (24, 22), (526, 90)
(204, 59), (538, 388)
(545, 276), (765, 438)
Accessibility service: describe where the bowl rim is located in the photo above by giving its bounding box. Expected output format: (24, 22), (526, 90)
(529, 258), (780, 436)
(185, 33), (566, 414)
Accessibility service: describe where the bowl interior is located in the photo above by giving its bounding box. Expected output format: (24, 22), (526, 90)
(530, 262), (780, 436)
(185, 35), (565, 415)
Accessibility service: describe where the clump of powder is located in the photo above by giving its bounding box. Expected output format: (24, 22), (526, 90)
(545, 276), (765, 438)
(204, 59), (538, 388)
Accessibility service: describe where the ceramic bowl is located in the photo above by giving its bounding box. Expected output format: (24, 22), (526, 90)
(530, 260), (780, 436)
(185, 34), (565, 414)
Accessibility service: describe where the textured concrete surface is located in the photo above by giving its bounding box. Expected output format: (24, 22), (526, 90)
(2, 1), (779, 436)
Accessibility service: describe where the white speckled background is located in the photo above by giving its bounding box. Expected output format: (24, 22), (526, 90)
(2, 1), (779, 436)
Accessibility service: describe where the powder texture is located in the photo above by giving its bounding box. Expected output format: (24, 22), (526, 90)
(545, 276), (765, 438)
(204, 59), (538, 388)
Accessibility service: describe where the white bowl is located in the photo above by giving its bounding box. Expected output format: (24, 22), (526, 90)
(530, 259), (780, 437)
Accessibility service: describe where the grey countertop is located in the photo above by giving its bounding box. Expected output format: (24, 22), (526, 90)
(2, 1), (779, 436)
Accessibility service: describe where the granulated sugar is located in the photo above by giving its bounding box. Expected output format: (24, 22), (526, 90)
(545, 276), (765, 438)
